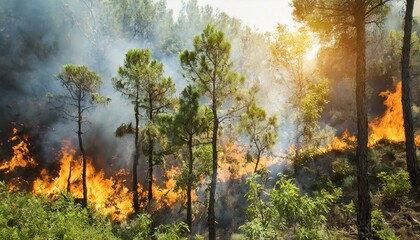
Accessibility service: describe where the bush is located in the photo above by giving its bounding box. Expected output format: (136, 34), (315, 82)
(239, 218), (277, 240)
(0, 182), (188, 240)
(371, 209), (399, 240)
(377, 170), (411, 205)
(342, 175), (356, 190)
(154, 222), (188, 240)
(293, 148), (318, 172)
(239, 174), (342, 239)
(114, 214), (152, 239)
(331, 158), (352, 181)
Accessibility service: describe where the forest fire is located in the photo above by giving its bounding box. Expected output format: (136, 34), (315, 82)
(325, 81), (420, 152)
(0, 81), (417, 222)
(0, 133), (188, 221)
(0, 128), (278, 220)
(32, 140), (133, 221)
(0, 128), (37, 173)
(31, 142), (190, 220)
(218, 138), (281, 181)
(369, 82), (420, 146)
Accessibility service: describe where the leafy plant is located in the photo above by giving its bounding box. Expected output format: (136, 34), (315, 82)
(240, 174), (342, 239)
(371, 209), (399, 240)
(331, 158), (352, 181)
(0, 182), (189, 240)
(377, 170), (411, 205)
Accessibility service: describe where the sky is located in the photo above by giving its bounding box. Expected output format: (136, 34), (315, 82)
(166, 0), (294, 33)
(167, 0), (420, 34)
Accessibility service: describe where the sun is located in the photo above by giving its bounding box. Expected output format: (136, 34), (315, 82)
(305, 43), (320, 61)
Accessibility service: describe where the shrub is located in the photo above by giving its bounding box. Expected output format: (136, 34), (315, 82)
(293, 148), (318, 172)
(377, 170), (411, 205)
(0, 182), (188, 240)
(154, 222), (188, 240)
(239, 218), (278, 240)
(240, 174), (341, 239)
(342, 175), (356, 190)
(371, 209), (399, 240)
(331, 158), (352, 181)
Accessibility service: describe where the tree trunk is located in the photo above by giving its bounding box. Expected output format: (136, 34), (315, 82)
(254, 151), (261, 173)
(401, 0), (420, 187)
(78, 105), (88, 209)
(355, 1), (371, 239)
(133, 100), (140, 214)
(67, 160), (72, 193)
(147, 97), (154, 207)
(208, 107), (218, 240)
(147, 136), (154, 205)
(187, 136), (193, 232)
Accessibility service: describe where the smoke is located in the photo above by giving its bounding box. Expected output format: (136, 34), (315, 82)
(0, 1), (295, 236)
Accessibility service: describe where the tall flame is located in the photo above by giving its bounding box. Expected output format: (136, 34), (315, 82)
(0, 128), (37, 173)
(32, 140), (187, 220)
(324, 81), (420, 152)
(369, 82), (420, 146)
(33, 140), (133, 221)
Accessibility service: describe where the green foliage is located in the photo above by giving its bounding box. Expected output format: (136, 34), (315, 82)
(271, 24), (312, 76)
(299, 79), (329, 145)
(0, 182), (116, 240)
(292, 0), (390, 46)
(239, 101), (278, 171)
(154, 222), (188, 240)
(371, 209), (399, 240)
(57, 64), (102, 93)
(51, 64), (109, 120)
(115, 214), (153, 240)
(292, 147), (318, 172)
(180, 24), (245, 111)
(377, 170), (411, 205)
(171, 85), (212, 147)
(342, 175), (357, 191)
(113, 49), (176, 117)
(331, 158), (352, 180)
(239, 218), (277, 240)
(271, 177), (341, 230)
(240, 174), (342, 239)
(0, 182), (189, 240)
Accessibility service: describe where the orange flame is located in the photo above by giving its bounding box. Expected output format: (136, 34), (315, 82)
(137, 168), (185, 211)
(0, 128), (37, 173)
(218, 138), (281, 181)
(369, 82), (420, 146)
(32, 140), (187, 220)
(324, 81), (420, 152)
(33, 140), (133, 221)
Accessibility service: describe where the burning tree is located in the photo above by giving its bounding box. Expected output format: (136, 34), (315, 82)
(180, 24), (246, 240)
(50, 64), (109, 208)
(113, 48), (175, 213)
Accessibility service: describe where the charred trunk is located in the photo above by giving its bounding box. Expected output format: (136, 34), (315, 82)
(67, 160), (72, 193)
(78, 104), (88, 209)
(147, 100), (154, 207)
(147, 138), (153, 204)
(187, 136), (193, 232)
(208, 106), (218, 240)
(133, 98), (140, 214)
(401, 0), (420, 187)
(355, 1), (371, 239)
